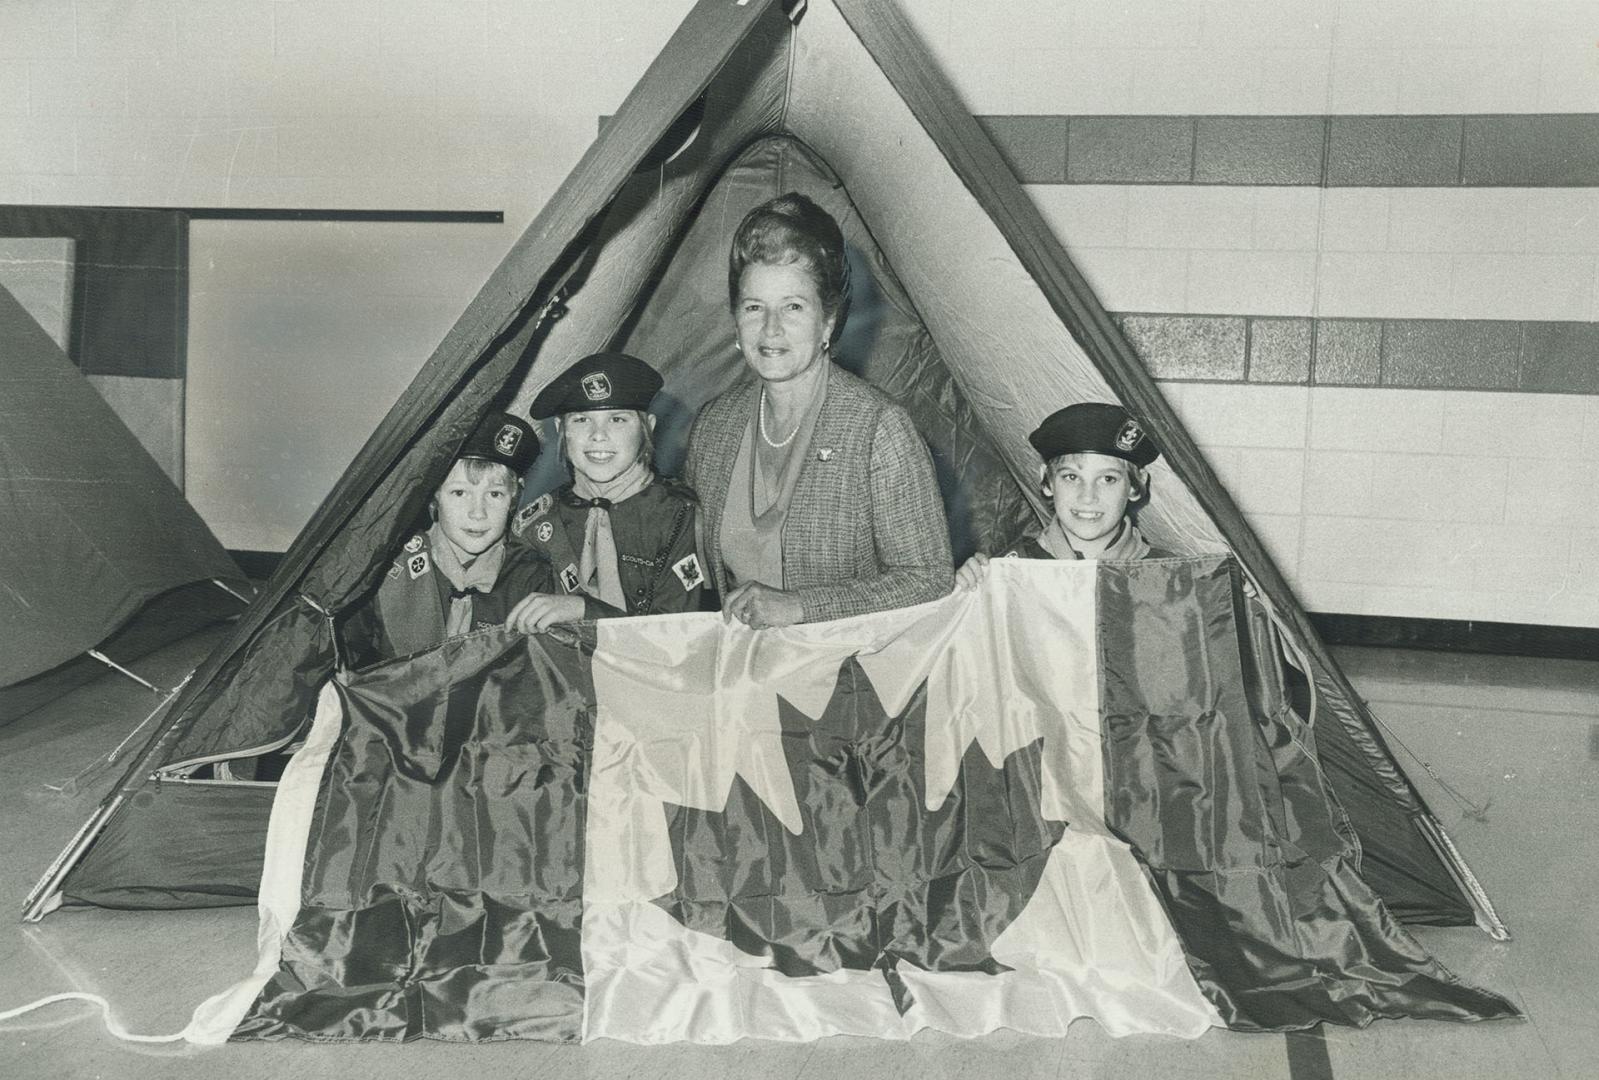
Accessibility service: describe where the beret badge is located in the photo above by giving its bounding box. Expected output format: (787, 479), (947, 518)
(494, 424), (522, 457)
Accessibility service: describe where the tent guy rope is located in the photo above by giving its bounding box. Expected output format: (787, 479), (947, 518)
(0, 993), (187, 1044)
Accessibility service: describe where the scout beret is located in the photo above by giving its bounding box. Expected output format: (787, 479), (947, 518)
(1028, 402), (1160, 468)
(529, 352), (664, 419)
(458, 410), (539, 474)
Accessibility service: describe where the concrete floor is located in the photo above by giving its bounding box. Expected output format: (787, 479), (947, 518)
(1, 626), (1593, 1080)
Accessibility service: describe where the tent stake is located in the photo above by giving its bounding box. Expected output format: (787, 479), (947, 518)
(86, 651), (163, 694)
(211, 578), (255, 605)
(44, 672), (193, 795)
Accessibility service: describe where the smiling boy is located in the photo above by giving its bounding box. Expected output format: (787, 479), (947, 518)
(957, 402), (1168, 588)
(340, 410), (563, 665)
(507, 352), (704, 625)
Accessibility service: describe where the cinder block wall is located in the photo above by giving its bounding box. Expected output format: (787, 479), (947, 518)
(3, 1), (1595, 627)
(924, 0), (1599, 629)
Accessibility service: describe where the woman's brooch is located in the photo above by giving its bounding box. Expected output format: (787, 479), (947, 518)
(816, 448), (834, 462)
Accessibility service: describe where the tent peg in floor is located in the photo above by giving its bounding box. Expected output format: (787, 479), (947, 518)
(86, 650), (163, 694)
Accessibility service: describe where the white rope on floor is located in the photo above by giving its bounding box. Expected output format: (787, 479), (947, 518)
(0, 992), (187, 1043)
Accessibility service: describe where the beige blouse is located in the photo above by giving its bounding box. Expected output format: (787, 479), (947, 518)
(718, 376), (827, 589)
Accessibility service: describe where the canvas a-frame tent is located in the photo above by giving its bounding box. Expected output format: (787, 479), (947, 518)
(26, 0), (1507, 943)
(0, 283), (245, 724)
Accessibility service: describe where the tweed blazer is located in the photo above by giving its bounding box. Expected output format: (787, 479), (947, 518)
(685, 364), (953, 622)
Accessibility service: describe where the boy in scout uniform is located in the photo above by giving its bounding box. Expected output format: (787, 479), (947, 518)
(341, 411), (579, 666)
(957, 401), (1171, 588)
(506, 351), (704, 628)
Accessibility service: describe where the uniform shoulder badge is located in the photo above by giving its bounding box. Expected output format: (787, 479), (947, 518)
(386, 561), (403, 580)
(672, 553), (705, 592)
(406, 551), (431, 579)
(535, 520), (554, 543)
(558, 563), (581, 594)
(403, 534), (425, 554)
(512, 494), (553, 537)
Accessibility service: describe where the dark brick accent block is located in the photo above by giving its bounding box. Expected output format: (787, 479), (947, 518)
(1314, 320), (1383, 385)
(1194, 117), (1325, 185)
(1117, 314), (1246, 379)
(978, 115), (1067, 183)
(1067, 117), (1194, 183)
(1110, 313), (1599, 395)
(1381, 320), (1521, 389)
(1326, 116), (1462, 186)
(978, 114), (1599, 187)
(1520, 322), (1599, 393)
(1248, 318), (1313, 383)
(1463, 115), (1599, 187)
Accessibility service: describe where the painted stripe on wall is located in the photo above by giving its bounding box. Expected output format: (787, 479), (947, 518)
(978, 114), (1599, 187)
(1111, 313), (1599, 394)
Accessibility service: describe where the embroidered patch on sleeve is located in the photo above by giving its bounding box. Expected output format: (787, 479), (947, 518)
(407, 552), (430, 579)
(403, 534), (425, 554)
(672, 553), (705, 591)
(559, 563), (581, 593)
(512, 494), (553, 537)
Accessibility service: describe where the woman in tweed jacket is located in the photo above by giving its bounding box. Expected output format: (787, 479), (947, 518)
(684, 193), (952, 627)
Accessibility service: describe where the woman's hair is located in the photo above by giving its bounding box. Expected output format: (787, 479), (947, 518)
(556, 409), (656, 477)
(727, 192), (851, 341)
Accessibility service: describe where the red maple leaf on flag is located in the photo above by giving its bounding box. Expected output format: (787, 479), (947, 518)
(654, 655), (1068, 1012)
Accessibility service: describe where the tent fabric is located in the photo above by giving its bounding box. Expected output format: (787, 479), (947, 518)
(34, 0), (1504, 963)
(0, 284), (238, 692)
(208, 560), (1514, 1044)
(58, 779), (277, 910)
(0, 580), (242, 724)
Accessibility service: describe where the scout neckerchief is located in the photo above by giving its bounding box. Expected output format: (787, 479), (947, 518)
(572, 454), (653, 609)
(428, 522), (507, 637)
(1037, 514), (1152, 561)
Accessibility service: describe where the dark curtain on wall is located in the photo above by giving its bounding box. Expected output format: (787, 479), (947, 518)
(0, 205), (189, 378)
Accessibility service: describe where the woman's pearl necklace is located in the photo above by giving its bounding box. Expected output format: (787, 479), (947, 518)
(758, 388), (801, 449)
